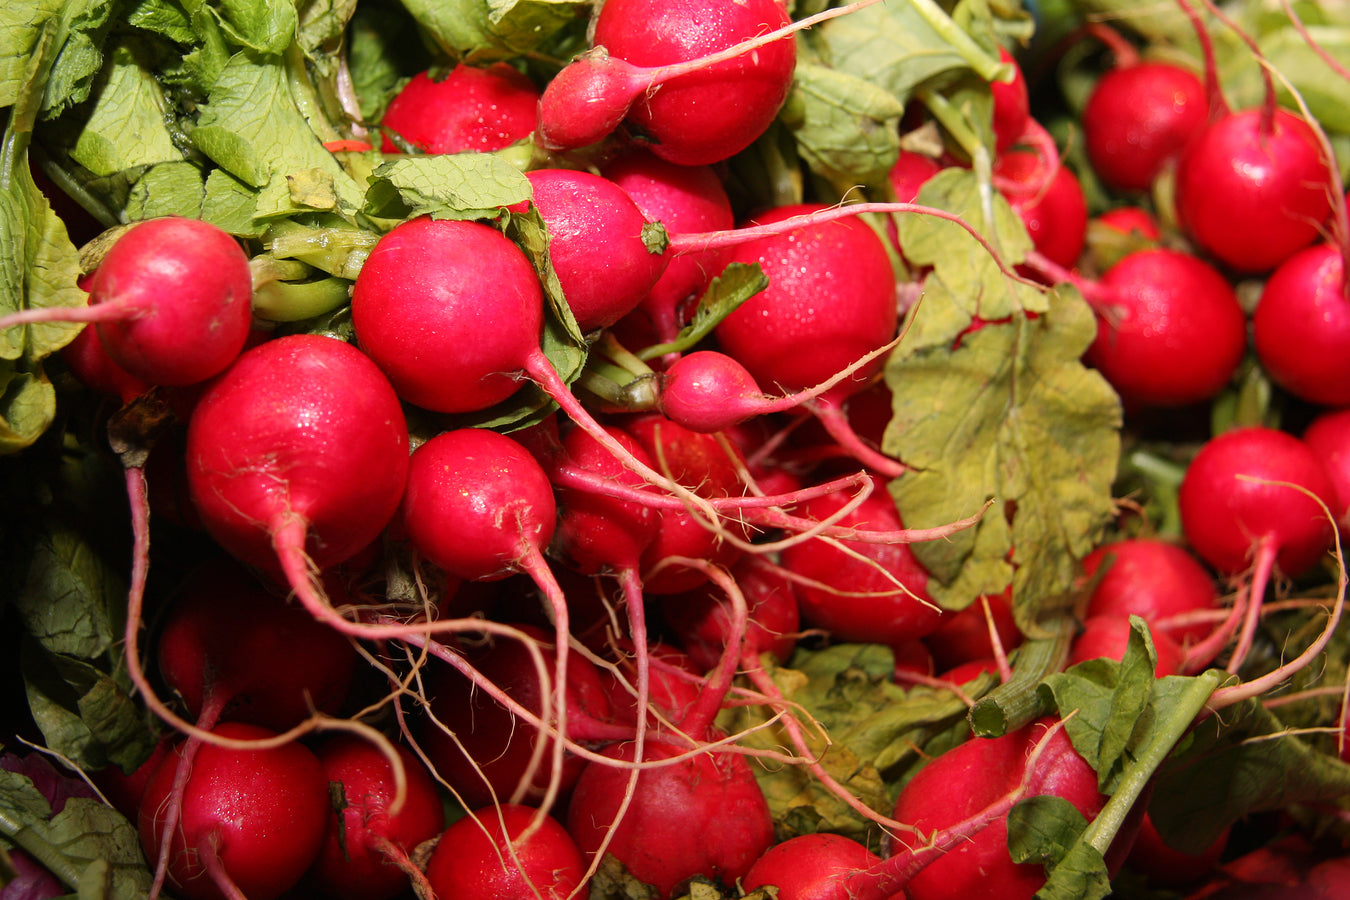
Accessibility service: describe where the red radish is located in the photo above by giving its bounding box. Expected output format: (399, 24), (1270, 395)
(1094, 207), (1161, 243)
(379, 63), (540, 154)
(1126, 814), (1228, 887)
(1067, 614), (1185, 677)
(92, 735), (173, 822)
(888, 151), (944, 204)
(742, 833), (903, 900)
(540, 0), (796, 164)
(599, 639), (702, 729)
(155, 558), (357, 733)
(924, 587), (1022, 672)
(625, 412), (747, 594)
(424, 804), (586, 900)
(990, 48), (1031, 154)
(350, 216), (544, 414)
(526, 168), (669, 332)
(889, 720), (1115, 900)
(1178, 426), (1337, 672)
(1174, 108), (1333, 274)
(661, 554), (801, 672)
(419, 624), (617, 810)
(1170, 0), (1334, 274)
(1303, 409), (1350, 533)
(1078, 248), (1247, 409)
(1081, 538), (1220, 647)
(564, 736), (775, 898)
(778, 477), (946, 647)
(59, 313), (150, 404)
(601, 150), (735, 344)
(184, 334), (409, 587)
(1253, 242), (1350, 407)
(1179, 426), (1336, 580)
(1082, 60), (1208, 193)
(307, 736), (446, 900)
(0, 217), (252, 386)
(137, 722), (329, 900)
(994, 151), (1088, 271)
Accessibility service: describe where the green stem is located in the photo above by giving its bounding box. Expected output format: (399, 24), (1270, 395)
(284, 42), (341, 144)
(0, 810), (87, 893)
(908, 0), (1006, 82)
(1081, 670), (1223, 857)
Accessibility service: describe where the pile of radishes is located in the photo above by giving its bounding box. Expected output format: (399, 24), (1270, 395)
(7, 0), (1350, 898)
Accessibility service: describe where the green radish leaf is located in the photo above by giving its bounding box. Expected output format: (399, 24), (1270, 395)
(363, 153), (532, 222)
(884, 285), (1122, 622)
(780, 62), (905, 188)
(1007, 795), (1090, 868)
(190, 51), (365, 216)
(0, 366), (58, 454)
(636, 263), (768, 361)
(206, 0), (297, 56)
(123, 0), (196, 44)
(122, 161), (206, 222)
(397, 0), (586, 61)
(296, 0), (359, 53)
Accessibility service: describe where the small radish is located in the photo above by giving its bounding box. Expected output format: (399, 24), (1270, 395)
(1067, 614), (1185, 677)
(1170, 0), (1334, 274)
(137, 722), (330, 900)
(924, 586), (1022, 673)
(424, 803), (586, 900)
(1252, 242), (1350, 407)
(742, 833), (904, 900)
(379, 63), (540, 154)
(661, 554), (801, 672)
(1080, 27), (1207, 194)
(601, 150), (735, 344)
(1081, 538), (1220, 647)
(1094, 207), (1161, 243)
(155, 557), (357, 733)
(778, 477), (947, 647)
(990, 48), (1031, 154)
(994, 151), (1088, 271)
(1073, 248), (1247, 409)
(306, 735), (446, 900)
(526, 168), (669, 332)
(1177, 425), (1337, 672)
(1303, 409), (1350, 534)
(0, 217), (252, 386)
(539, 0), (797, 164)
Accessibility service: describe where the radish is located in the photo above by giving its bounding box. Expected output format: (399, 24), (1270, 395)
(924, 586), (1022, 673)
(1079, 24), (1207, 194)
(379, 63), (540, 154)
(661, 554), (801, 672)
(525, 168), (669, 332)
(742, 833), (903, 900)
(0, 217), (252, 386)
(1252, 242), (1350, 408)
(1303, 409), (1350, 535)
(1081, 538), (1220, 648)
(1067, 614), (1185, 677)
(1177, 425), (1337, 672)
(538, 0), (796, 164)
(601, 150), (734, 344)
(137, 722), (330, 900)
(423, 803), (586, 900)
(991, 48), (1031, 155)
(306, 735), (446, 900)
(155, 557), (357, 733)
(1170, 0), (1334, 274)
(1067, 248), (1247, 409)
(778, 477), (947, 647)
(889, 719), (1115, 900)
(994, 150), (1088, 272)
(184, 334), (409, 589)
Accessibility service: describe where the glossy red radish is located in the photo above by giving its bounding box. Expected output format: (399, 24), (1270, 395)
(1303, 409), (1350, 534)
(0, 217), (252, 386)
(1082, 58), (1207, 193)
(1067, 614), (1185, 677)
(661, 554), (801, 672)
(994, 151), (1088, 272)
(526, 168), (669, 332)
(137, 722), (329, 900)
(306, 736), (446, 900)
(1252, 242), (1350, 407)
(424, 804), (586, 900)
(924, 586), (1022, 672)
(990, 48), (1031, 154)
(889, 720), (1116, 900)
(1081, 538), (1220, 648)
(379, 63), (540, 154)
(743, 833), (903, 900)
(601, 150), (734, 343)
(184, 334), (409, 597)
(538, 0), (799, 164)
(1073, 248), (1247, 409)
(1094, 207), (1161, 243)
(778, 477), (946, 647)
(1178, 426), (1337, 672)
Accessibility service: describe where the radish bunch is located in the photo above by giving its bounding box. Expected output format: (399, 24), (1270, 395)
(11, 0), (1350, 898)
